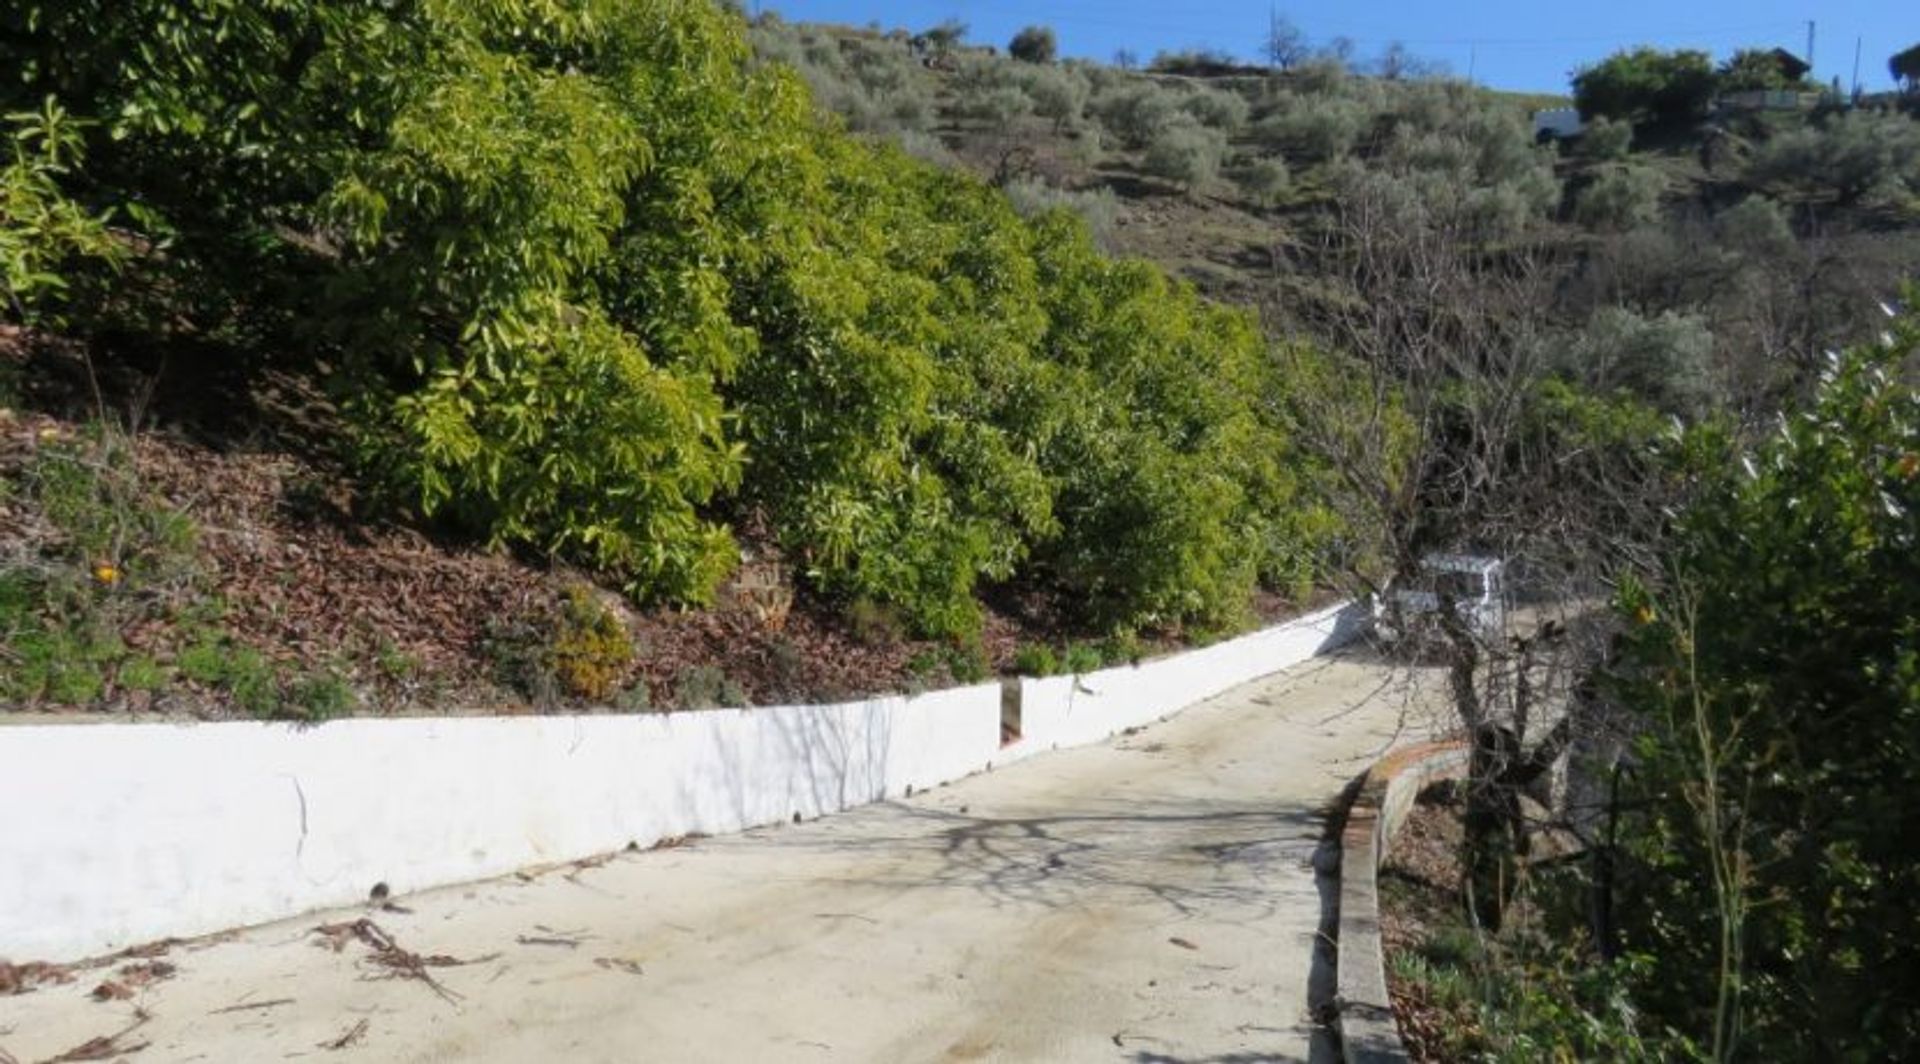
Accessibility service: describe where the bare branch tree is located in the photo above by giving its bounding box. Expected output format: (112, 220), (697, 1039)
(1262, 13), (1309, 71)
(1283, 169), (1679, 928)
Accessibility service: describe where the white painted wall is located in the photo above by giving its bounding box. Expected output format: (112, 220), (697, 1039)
(1004, 600), (1363, 761)
(0, 603), (1361, 961)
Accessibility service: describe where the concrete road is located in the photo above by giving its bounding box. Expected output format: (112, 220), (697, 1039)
(0, 654), (1436, 1064)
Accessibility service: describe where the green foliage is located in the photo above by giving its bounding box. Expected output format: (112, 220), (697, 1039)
(1255, 97), (1370, 163)
(287, 669), (355, 721)
(1747, 110), (1920, 204)
(1362, 88), (1559, 235)
(550, 586), (633, 702)
(1142, 123), (1226, 191)
(6, 0), (1362, 653)
(1714, 194), (1794, 257)
(1011, 642), (1058, 676)
(845, 598), (907, 646)
(942, 641), (991, 684)
(1894, 43), (1920, 93)
(1098, 629), (1144, 666)
(1178, 87), (1250, 132)
(1556, 307), (1718, 419)
(1230, 158), (1290, 206)
(478, 586), (632, 704)
(673, 664), (746, 710)
(1001, 177), (1119, 249)
(1020, 66), (1089, 132)
(1008, 26), (1057, 65)
(1614, 301), (1920, 1057)
(480, 614), (558, 705)
(1718, 49), (1811, 94)
(1059, 643), (1102, 674)
(1575, 163), (1666, 231)
(1094, 84), (1182, 148)
(0, 425), (241, 710)
(1578, 115), (1634, 161)
(176, 633), (279, 717)
(1573, 47), (1715, 126)
(1, 98), (123, 321)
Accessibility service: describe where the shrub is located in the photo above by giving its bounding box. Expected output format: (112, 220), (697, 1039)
(1180, 87), (1250, 132)
(480, 614), (558, 705)
(958, 84), (1034, 128)
(287, 669), (355, 721)
(1011, 643), (1058, 676)
(7, 0), (1357, 652)
(1574, 164), (1666, 231)
(1715, 194), (1794, 257)
(1009, 25), (1057, 64)
(1060, 643), (1102, 674)
(551, 586), (633, 702)
(1578, 115), (1633, 160)
(1747, 110), (1920, 203)
(0, 424), (220, 710)
(1143, 123), (1226, 190)
(673, 665), (746, 710)
(1001, 177), (1120, 249)
(943, 641), (991, 684)
(1022, 66), (1089, 132)
(846, 598), (907, 646)
(1231, 157), (1290, 205)
(1095, 84), (1183, 148)
(1256, 98), (1370, 163)
(1557, 307), (1718, 418)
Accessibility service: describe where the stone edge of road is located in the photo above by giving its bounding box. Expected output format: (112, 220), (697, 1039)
(1335, 740), (1469, 1064)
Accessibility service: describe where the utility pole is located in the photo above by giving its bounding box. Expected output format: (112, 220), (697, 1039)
(1852, 36), (1863, 99)
(1268, 4), (1276, 72)
(1806, 20), (1816, 76)
(1467, 44), (1478, 85)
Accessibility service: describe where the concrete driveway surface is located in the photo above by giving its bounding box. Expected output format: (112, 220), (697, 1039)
(0, 654), (1435, 1064)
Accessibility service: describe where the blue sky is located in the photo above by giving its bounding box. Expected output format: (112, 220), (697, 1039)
(755, 0), (1914, 95)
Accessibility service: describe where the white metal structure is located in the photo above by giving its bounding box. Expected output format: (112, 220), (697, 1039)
(1372, 554), (1508, 645)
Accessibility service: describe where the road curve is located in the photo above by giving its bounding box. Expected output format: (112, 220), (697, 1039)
(0, 655), (1433, 1064)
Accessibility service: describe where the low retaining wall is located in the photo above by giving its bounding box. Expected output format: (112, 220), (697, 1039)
(1336, 742), (1470, 1064)
(1005, 601), (1368, 761)
(2, 602), (1362, 961)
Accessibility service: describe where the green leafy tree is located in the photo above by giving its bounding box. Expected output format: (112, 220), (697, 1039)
(1009, 25), (1057, 64)
(1717, 48), (1810, 93)
(1572, 47), (1716, 125)
(1615, 299), (1920, 1059)
(1890, 43), (1920, 93)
